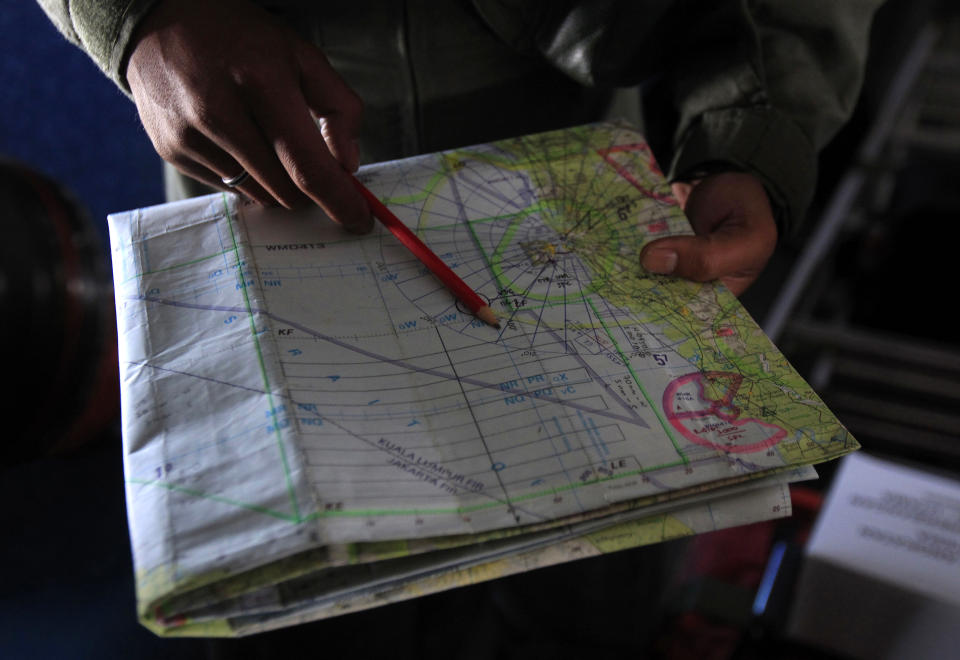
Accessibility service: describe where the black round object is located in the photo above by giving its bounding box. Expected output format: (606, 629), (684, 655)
(0, 160), (118, 464)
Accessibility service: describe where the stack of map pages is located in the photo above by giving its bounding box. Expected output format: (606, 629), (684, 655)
(108, 122), (858, 636)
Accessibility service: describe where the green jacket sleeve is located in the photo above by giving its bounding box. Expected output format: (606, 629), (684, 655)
(474, 0), (884, 236)
(39, 0), (883, 235)
(648, 0), (884, 236)
(35, 0), (161, 91)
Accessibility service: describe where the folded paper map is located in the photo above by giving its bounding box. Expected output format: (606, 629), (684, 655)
(108, 122), (857, 636)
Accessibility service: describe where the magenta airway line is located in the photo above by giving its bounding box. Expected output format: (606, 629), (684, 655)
(137, 295), (647, 426)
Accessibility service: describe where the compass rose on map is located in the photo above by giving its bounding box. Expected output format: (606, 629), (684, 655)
(371, 124), (686, 347)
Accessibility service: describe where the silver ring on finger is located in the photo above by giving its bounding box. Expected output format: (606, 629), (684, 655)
(221, 170), (250, 187)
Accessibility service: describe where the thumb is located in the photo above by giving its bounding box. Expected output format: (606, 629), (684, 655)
(639, 172), (777, 296)
(640, 231), (765, 296)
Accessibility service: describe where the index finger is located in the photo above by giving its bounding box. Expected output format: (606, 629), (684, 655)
(256, 98), (371, 232)
(245, 51), (370, 231)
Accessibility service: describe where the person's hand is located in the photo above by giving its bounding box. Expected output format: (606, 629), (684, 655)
(639, 172), (777, 296)
(125, 0), (372, 233)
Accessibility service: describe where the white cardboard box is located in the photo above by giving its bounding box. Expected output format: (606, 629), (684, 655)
(788, 452), (960, 659)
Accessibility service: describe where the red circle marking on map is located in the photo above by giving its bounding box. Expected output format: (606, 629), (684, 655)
(663, 372), (786, 454)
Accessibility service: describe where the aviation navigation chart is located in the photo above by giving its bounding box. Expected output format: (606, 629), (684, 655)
(109, 122), (856, 635)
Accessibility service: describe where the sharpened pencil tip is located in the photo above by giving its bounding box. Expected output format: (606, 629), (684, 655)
(476, 305), (500, 329)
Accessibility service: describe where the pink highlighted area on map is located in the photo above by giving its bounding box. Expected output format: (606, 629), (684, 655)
(663, 372), (786, 454)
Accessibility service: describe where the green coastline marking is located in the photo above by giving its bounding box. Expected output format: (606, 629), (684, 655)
(380, 170), (447, 206)
(223, 196), (302, 523)
(127, 478), (297, 521)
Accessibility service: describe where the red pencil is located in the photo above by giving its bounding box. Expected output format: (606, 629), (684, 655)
(350, 175), (500, 329)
